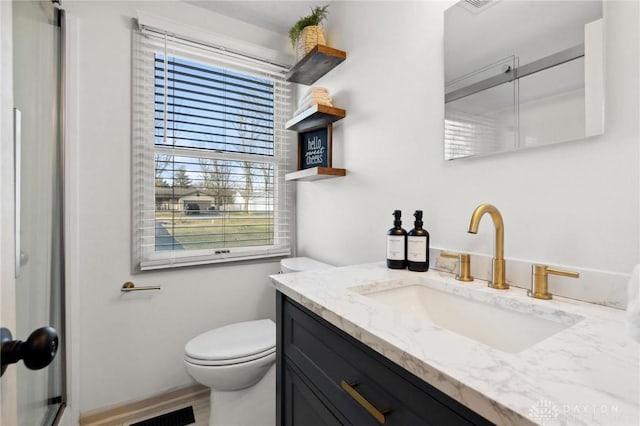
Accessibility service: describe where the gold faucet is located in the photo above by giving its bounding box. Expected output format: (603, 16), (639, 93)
(467, 204), (508, 290)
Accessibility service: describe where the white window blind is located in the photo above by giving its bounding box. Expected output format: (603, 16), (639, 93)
(133, 22), (294, 270)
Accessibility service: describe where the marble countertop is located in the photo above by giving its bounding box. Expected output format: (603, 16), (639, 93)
(270, 262), (639, 426)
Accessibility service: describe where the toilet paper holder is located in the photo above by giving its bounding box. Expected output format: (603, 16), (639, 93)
(121, 281), (161, 292)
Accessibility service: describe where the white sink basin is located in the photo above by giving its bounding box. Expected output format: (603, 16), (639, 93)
(353, 282), (583, 353)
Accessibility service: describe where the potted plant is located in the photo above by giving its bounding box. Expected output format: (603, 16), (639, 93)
(289, 5), (329, 60)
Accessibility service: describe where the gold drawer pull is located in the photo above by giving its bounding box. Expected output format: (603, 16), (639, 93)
(340, 380), (391, 424)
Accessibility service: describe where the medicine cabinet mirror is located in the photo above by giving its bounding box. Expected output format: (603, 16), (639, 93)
(444, 0), (603, 160)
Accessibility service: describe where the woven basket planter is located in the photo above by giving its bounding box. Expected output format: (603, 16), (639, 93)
(296, 25), (326, 60)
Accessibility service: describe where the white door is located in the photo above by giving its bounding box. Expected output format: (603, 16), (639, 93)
(1, 1), (65, 425)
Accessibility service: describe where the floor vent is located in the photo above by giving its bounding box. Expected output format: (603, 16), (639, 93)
(130, 406), (195, 426)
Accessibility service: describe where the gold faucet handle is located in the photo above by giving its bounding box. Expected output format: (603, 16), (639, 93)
(439, 252), (474, 282)
(528, 264), (579, 300)
(439, 252), (459, 260)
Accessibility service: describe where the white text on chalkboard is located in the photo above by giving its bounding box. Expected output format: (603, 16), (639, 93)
(305, 136), (326, 166)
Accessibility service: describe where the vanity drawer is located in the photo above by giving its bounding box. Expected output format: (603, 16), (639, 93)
(281, 297), (492, 426)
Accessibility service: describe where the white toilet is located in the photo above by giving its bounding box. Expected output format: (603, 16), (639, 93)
(184, 257), (333, 426)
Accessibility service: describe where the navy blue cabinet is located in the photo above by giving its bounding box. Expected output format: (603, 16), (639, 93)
(276, 293), (494, 426)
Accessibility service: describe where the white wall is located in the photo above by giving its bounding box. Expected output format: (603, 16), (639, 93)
(63, 0), (291, 413)
(297, 1), (639, 275)
(64, 0), (639, 415)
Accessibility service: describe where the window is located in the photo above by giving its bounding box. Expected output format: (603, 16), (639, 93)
(133, 21), (293, 270)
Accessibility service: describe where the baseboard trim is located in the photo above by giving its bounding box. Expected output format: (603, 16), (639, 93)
(79, 384), (209, 426)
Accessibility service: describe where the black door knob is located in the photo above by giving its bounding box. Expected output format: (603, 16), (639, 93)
(1, 326), (58, 377)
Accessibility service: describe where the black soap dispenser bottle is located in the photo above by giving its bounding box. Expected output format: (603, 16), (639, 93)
(386, 210), (407, 269)
(407, 210), (429, 272)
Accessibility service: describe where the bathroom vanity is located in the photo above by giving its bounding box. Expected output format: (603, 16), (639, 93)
(277, 294), (491, 425)
(271, 263), (639, 425)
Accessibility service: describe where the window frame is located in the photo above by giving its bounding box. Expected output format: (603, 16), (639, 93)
(132, 21), (294, 271)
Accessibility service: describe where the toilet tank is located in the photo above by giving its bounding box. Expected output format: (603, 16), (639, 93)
(280, 257), (333, 273)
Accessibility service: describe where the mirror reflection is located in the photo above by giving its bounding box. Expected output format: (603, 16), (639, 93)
(444, 0), (603, 160)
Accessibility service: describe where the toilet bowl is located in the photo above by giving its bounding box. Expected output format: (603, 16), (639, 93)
(184, 257), (333, 426)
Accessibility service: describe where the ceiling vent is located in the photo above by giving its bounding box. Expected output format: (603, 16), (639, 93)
(457, 0), (500, 14)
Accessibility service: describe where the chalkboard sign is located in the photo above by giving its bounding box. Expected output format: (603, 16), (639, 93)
(298, 125), (333, 170)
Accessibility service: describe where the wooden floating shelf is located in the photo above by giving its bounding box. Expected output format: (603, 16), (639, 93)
(286, 104), (346, 132)
(286, 45), (347, 85)
(285, 167), (346, 182)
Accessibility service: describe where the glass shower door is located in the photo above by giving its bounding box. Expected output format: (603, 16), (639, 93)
(12, 0), (65, 424)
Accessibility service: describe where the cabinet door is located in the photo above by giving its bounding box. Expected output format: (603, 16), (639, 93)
(284, 364), (343, 426)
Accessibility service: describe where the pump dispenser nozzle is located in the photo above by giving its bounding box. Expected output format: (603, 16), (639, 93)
(393, 210), (402, 226)
(413, 210), (423, 227)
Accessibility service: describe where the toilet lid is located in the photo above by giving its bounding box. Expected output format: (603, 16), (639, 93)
(185, 347), (275, 366)
(185, 319), (275, 362)
(281, 257), (333, 273)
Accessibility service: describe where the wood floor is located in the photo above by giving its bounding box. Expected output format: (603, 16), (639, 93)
(191, 394), (210, 426)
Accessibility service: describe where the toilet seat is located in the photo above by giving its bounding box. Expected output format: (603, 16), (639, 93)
(185, 347), (275, 366)
(184, 319), (275, 366)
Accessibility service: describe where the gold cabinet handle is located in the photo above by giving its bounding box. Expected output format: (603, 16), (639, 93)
(439, 252), (474, 282)
(121, 281), (161, 292)
(340, 380), (391, 424)
(528, 265), (579, 300)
